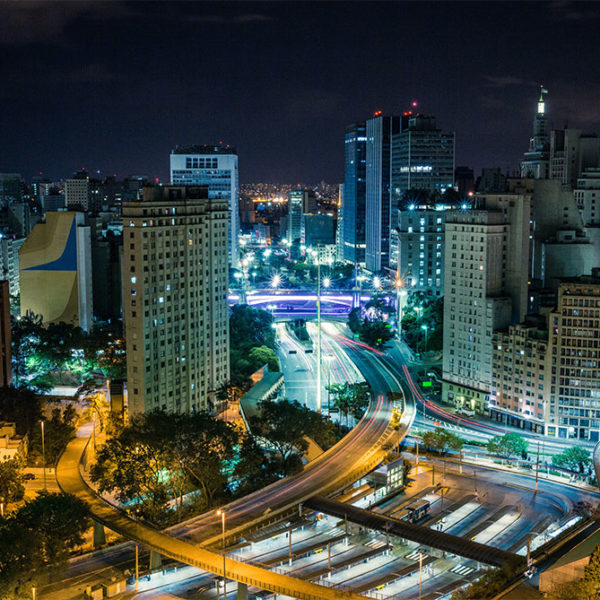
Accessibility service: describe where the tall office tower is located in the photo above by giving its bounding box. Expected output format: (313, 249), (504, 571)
(341, 121), (367, 265)
(442, 195), (530, 413)
(286, 187), (314, 248)
(575, 168), (600, 226)
(170, 145), (239, 266)
(336, 184), (344, 260)
(0, 236), (26, 297)
(0, 174), (22, 209)
(389, 112), (455, 280)
(547, 272), (600, 441)
(65, 171), (90, 211)
(477, 168), (508, 193)
(365, 114), (400, 272)
(549, 129), (600, 188)
(490, 317), (550, 432)
(391, 113), (455, 198)
(0, 281), (11, 386)
(19, 212), (93, 330)
(122, 186), (230, 415)
(521, 88), (550, 179)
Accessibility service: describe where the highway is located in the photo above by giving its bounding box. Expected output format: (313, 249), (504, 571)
(55, 330), (415, 599)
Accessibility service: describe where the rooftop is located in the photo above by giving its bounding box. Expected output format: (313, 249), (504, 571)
(171, 144), (237, 156)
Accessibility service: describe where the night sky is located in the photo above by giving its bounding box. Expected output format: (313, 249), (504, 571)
(1, 1), (600, 184)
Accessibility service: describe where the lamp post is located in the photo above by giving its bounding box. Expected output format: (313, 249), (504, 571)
(217, 509), (226, 599)
(41, 420), (46, 491)
(316, 255), (322, 414)
(421, 324), (429, 354)
(324, 355), (334, 414)
(418, 552), (423, 600)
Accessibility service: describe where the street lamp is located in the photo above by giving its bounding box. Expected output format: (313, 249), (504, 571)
(41, 420), (46, 491)
(323, 277), (331, 288)
(271, 274), (281, 289)
(373, 276), (381, 290)
(421, 324), (429, 354)
(324, 355), (335, 414)
(216, 509), (226, 600)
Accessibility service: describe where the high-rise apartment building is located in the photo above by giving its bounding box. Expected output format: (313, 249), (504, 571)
(65, 171), (90, 211)
(365, 114), (400, 272)
(122, 186), (229, 415)
(549, 129), (599, 189)
(286, 187), (316, 249)
(395, 204), (446, 295)
(547, 272), (600, 441)
(490, 319), (550, 432)
(341, 122), (367, 265)
(170, 145), (239, 266)
(0, 281), (11, 387)
(442, 194), (530, 413)
(0, 236), (26, 297)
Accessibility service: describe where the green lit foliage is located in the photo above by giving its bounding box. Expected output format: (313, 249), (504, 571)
(327, 382), (370, 427)
(91, 411), (240, 524)
(487, 432), (529, 460)
(422, 427), (464, 454)
(347, 297), (395, 349)
(0, 492), (90, 600)
(229, 305), (277, 389)
(552, 446), (592, 473)
(401, 291), (443, 353)
(11, 314), (125, 389)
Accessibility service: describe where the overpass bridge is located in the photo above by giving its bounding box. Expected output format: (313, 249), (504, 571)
(56, 343), (414, 599)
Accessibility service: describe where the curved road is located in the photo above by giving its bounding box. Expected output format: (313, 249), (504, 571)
(56, 342), (415, 599)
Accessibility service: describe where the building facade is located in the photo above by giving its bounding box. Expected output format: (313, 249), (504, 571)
(19, 212), (93, 330)
(65, 172), (90, 212)
(547, 273), (600, 441)
(365, 115), (399, 272)
(0, 236), (25, 297)
(575, 168), (600, 227)
(442, 196), (530, 413)
(341, 122), (367, 265)
(490, 321), (550, 432)
(0, 281), (12, 386)
(170, 145), (239, 267)
(122, 186), (229, 415)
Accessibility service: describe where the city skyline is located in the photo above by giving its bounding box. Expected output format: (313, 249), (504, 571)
(2, 1), (600, 183)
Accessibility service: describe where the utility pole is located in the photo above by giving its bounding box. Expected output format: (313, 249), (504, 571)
(535, 440), (540, 495)
(418, 552), (423, 600)
(316, 253), (322, 414)
(135, 544), (139, 591)
(41, 420), (46, 491)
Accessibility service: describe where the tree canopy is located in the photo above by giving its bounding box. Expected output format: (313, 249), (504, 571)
(552, 446), (592, 473)
(422, 428), (464, 454)
(0, 492), (90, 600)
(487, 433), (528, 460)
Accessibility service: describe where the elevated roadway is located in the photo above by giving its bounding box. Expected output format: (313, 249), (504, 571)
(56, 342), (416, 598)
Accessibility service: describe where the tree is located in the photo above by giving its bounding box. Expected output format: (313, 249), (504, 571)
(328, 383), (352, 427)
(0, 458), (25, 508)
(487, 433), (528, 460)
(348, 307), (362, 334)
(29, 407), (77, 467)
(0, 492), (90, 599)
(348, 382), (370, 420)
(91, 411), (240, 523)
(422, 428), (464, 454)
(360, 320), (394, 348)
(248, 345), (280, 372)
(552, 446), (592, 473)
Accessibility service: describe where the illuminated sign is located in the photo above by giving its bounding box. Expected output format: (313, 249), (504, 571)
(400, 165), (433, 173)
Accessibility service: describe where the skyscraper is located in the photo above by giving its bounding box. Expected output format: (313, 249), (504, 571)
(365, 114), (399, 272)
(341, 122), (367, 265)
(390, 111), (455, 287)
(170, 145), (239, 266)
(521, 88), (550, 179)
(0, 281), (12, 387)
(122, 185), (229, 415)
